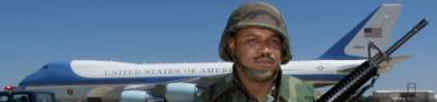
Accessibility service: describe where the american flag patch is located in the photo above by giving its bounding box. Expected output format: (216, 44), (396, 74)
(363, 27), (382, 38)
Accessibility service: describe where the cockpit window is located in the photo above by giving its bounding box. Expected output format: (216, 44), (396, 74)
(42, 65), (49, 70)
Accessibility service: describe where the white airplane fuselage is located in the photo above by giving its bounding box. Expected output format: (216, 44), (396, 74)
(20, 59), (364, 102)
(21, 59), (365, 87)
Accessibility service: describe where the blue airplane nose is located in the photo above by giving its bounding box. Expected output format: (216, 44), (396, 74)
(19, 64), (52, 87)
(19, 71), (41, 87)
(19, 61), (80, 87)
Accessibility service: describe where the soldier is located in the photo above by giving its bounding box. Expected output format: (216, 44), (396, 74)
(195, 2), (315, 102)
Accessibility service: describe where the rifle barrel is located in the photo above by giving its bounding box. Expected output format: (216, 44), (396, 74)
(316, 18), (428, 102)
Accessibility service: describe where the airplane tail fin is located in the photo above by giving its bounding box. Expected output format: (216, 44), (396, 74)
(319, 4), (401, 60)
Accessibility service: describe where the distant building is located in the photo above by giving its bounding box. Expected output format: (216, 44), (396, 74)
(370, 90), (436, 102)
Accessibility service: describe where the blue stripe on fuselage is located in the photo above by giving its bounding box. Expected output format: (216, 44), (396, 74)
(19, 61), (198, 86)
(292, 74), (345, 82)
(19, 61), (345, 86)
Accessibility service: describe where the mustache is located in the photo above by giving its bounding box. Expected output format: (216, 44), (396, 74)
(254, 53), (276, 62)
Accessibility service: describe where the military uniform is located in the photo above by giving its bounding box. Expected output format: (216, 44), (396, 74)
(194, 70), (316, 102)
(196, 2), (316, 102)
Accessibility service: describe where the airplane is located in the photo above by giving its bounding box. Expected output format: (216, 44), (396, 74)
(18, 3), (404, 102)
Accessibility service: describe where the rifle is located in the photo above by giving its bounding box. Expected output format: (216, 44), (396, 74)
(316, 18), (428, 102)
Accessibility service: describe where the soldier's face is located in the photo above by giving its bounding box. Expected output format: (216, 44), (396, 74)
(229, 27), (282, 73)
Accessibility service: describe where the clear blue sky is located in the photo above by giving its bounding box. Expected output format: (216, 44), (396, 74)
(1, 0), (435, 93)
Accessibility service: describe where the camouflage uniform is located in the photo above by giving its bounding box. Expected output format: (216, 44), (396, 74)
(194, 68), (315, 102)
(195, 2), (316, 102)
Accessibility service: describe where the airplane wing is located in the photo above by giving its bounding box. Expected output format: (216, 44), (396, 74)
(337, 55), (410, 74)
(377, 55), (411, 74)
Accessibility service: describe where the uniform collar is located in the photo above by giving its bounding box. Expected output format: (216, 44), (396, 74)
(213, 64), (289, 102)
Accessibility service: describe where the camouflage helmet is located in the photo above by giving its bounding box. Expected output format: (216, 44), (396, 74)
(219, 2), (292, 64)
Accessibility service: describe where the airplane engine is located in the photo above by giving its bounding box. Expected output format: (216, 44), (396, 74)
(164, 83), (198, 102)
(120, 90), (164, 102)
